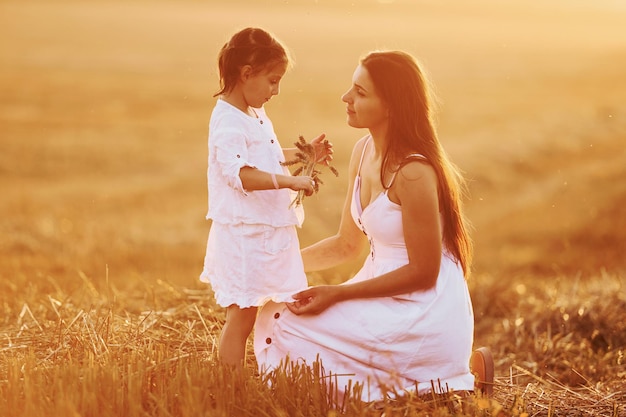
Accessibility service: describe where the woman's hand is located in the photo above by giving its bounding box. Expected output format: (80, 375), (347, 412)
(310, 133), (334, 166)
(286, 285), (342, 315)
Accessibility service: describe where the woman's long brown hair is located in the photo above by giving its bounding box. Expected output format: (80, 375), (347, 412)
(361, 51), (473, 276)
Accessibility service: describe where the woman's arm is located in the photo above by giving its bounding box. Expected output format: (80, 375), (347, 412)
(301, 137), (369, 272)
(289, 160), (443, 315)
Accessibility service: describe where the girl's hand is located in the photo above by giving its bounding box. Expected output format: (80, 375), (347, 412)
(286, 285), (341, 315)
(290, 175), (315, 196)
(311, 133), (334, 166)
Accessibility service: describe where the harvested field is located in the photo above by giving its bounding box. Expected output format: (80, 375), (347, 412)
(1, 0), (625, 415)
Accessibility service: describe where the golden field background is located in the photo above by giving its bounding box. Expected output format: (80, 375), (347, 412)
(1, 1), (625, 415)
(1, 0), (625, 285)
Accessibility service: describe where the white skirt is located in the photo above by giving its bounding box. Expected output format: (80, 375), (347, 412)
(200, 222), (308, 308)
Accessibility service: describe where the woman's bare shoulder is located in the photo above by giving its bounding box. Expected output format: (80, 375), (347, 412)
(396, 158), (437, 187)
(352, 135), (370, 156)
(346, 135), (371, 169)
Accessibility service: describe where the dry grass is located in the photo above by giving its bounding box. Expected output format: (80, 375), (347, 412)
(1, 0), (625, 415)
(472, 273), (626, 416)
(1, 272), (624, 416)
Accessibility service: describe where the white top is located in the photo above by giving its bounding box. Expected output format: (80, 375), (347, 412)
(206, 99), (303, 226)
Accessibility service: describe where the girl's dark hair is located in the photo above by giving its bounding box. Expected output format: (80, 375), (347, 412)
(361, 50), (473, 276)
(214, 27), (290, 97)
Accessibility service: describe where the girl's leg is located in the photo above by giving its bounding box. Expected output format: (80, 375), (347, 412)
(219, 304), (258, 366)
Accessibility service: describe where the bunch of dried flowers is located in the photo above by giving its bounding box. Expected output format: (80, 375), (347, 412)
(281, 135), (339, 208)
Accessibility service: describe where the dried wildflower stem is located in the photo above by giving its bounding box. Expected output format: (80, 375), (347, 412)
(282, 135), (338, 208)
(291, 156), (316, 208)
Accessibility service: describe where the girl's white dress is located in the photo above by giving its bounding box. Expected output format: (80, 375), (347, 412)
(200, 99), (307, 308)
(254, 138), (475, 401)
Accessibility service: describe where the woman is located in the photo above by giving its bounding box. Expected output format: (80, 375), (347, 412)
(254, 50), (484, 401)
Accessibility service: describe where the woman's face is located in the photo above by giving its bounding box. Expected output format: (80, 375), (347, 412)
(341, 64), (388, 131)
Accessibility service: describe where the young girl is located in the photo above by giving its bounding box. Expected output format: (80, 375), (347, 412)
(200, 27), (331, 367)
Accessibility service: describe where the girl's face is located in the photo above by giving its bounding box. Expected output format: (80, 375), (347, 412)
(341, 64), (388, 131)
(241, 62), (287, 108)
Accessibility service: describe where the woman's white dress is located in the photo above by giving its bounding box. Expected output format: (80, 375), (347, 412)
(254, 141), (475, 401)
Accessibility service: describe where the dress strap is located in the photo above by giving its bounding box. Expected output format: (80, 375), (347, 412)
(356, 136), (371, 177)
(386, 153), (428, 189)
